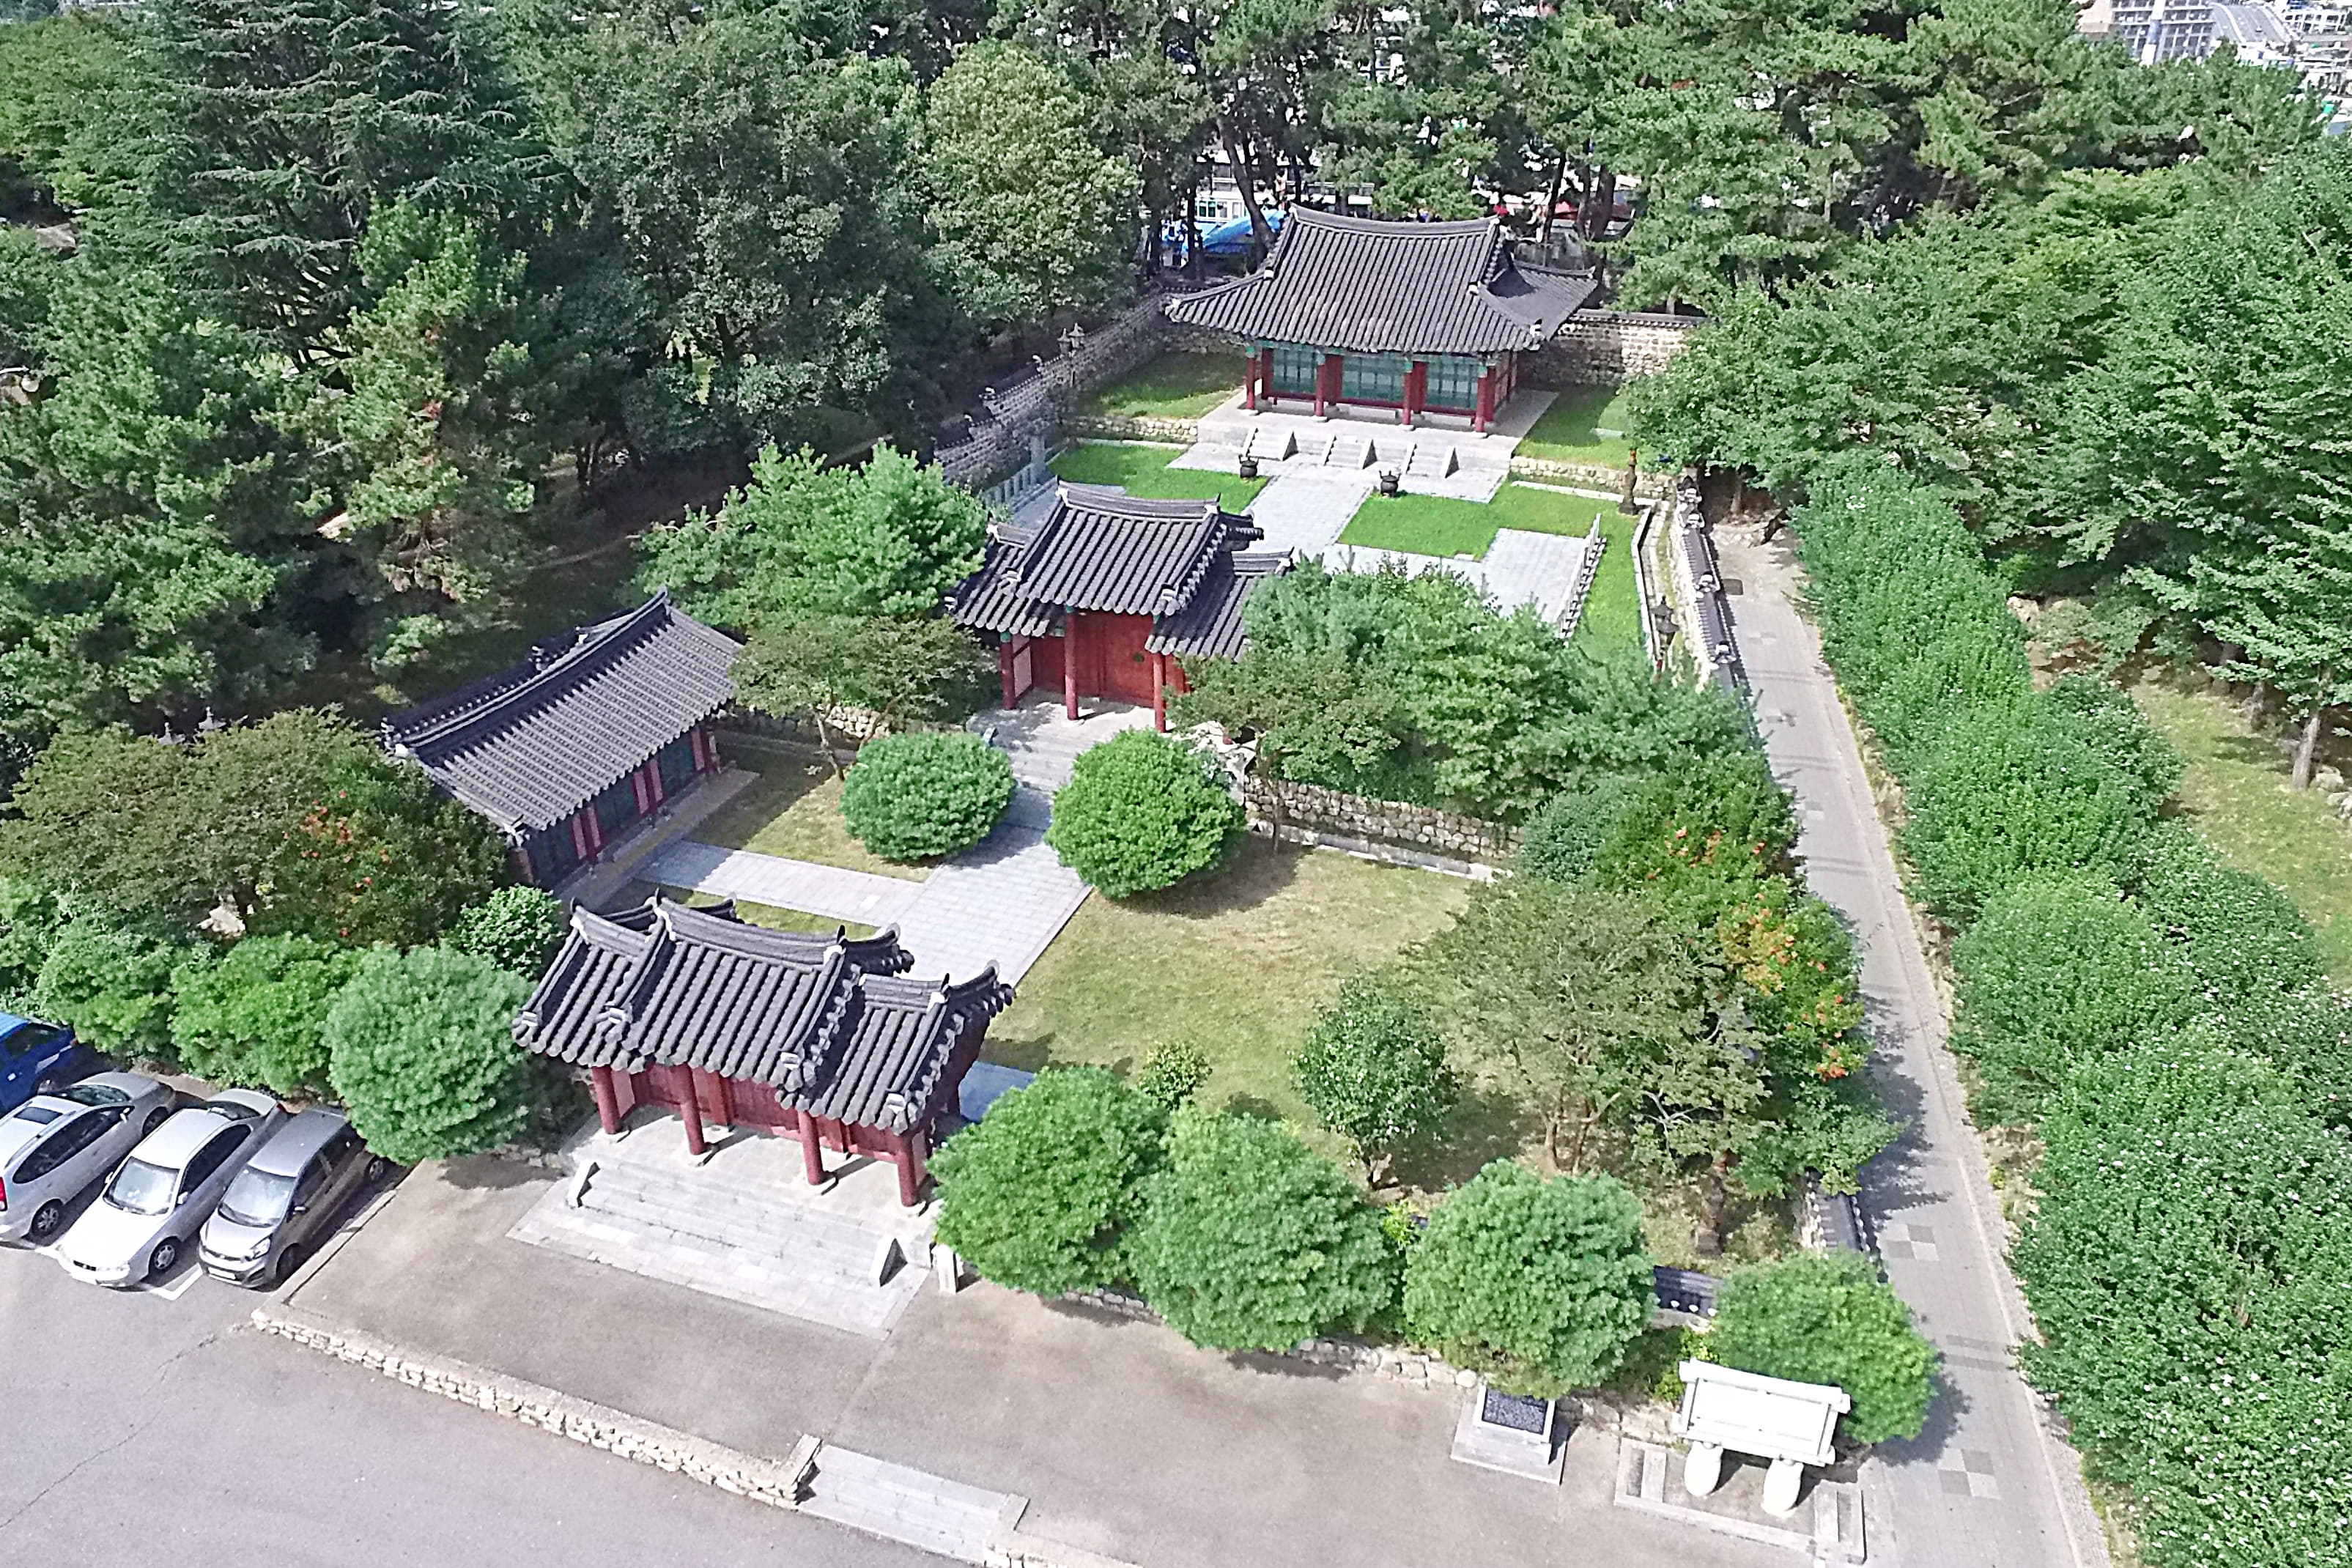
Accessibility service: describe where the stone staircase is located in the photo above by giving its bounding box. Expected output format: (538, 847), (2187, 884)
(969, 701), (1155, 791)
(1239, 424), (1295, 465)
(577, 1161), (906, 1288)
(1319, 431), (1376, 470)
(799, 1443), (1021, 1564)
(1405, 437), (1458, 481)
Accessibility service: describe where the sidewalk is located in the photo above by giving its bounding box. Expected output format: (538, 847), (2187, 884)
(1716, 522), (2109, 1568)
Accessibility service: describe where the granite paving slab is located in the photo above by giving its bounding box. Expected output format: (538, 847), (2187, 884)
(639, 841), (925, 928)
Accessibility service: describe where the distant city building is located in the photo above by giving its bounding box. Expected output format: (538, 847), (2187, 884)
(2111, 0), (2219, 61)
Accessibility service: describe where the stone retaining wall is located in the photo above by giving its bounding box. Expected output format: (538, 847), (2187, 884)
(249, 1309), (811, 1509)
(1243, 777), (1523, 865)
(1526, 311), (1702, 386)
(1064, 1288), (1469, 1391)
(1509, 454), (1671, 499)
(1065, 413), (1203, 443)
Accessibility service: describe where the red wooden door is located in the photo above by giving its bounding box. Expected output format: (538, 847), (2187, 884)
(1084, 613), (1156, 704)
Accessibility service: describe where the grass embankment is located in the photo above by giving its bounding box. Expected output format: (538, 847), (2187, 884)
(1075, 349), (1248, 421)
(2131, 678), (2352, 980)
(1517, 384), (1640, 469)
(1051, 440), (1266, 512)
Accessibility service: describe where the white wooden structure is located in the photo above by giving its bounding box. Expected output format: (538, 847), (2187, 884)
(1672, 1361), (1850, 1517)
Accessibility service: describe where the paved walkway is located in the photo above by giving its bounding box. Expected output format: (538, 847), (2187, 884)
(643, 789), (1088, 987)
(640, 840), (924, 928)
(1717, 522), (2108, 1568)
(892, 790), (1089, 985)
(1239, 470), (1375, 555)
(1323, 526), (1600, 627)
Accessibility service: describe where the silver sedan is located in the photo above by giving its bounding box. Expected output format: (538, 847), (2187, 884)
(0, 1072), (178, 1245)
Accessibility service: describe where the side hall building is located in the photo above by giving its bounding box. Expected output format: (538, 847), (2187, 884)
(950, 483), (1290, 728)
(514, 896), (1014, 1207)
(1165, 208), (1597, 433)
(381, 591), (741, 887)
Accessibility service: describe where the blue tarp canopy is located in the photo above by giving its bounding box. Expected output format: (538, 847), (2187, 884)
(1200, 210), (1284, 256)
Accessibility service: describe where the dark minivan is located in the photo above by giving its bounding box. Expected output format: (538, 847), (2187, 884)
(198, 1109), (383, 1287)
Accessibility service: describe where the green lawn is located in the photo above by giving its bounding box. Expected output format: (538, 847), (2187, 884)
(1051, 440), (1267, 512)
(2131, 678), (2352, 980)
(985, 845), (1470, 1147)
(695, 741), (929, 879)
(1518, 384), (1641, 470)
(1572, 502), (1643, 651)
(1337, 482), (1612, 561)
(1076, 349), (1248, 421)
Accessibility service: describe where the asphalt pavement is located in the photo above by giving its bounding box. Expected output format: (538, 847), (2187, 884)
(0, 1233), (935, 1566)
(1719, 522), (2112, 1568)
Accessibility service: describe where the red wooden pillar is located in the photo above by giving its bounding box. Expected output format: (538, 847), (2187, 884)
(1243, 350), (1258, 410)
(509, 844), (535, 883)
(1403, 361), (1426, 426)
(569, 811), (592, 865)
(1259, 347), (1276, 407)
(892, 1130), (923, 1208)
(998, 641), (1019, 709)
(794, 1108), (828, 1187)
(1473, 365), (1495, 433)
(1312, 352), (1327, 417)
(1150, 653), (1169, 732)
(590, 1065), (621, 1134)
(677, 1070), (707, 1156)
(1062, 621), (1081, 719)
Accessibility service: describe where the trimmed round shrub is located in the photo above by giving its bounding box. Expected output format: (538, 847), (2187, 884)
(1046, 730), (1242, 899)
(1403, 1161), (1654, 1396)
(445, 885), (572, 978)
(1950, 874), (2193, 1124)
(324, 946), (539, 1164)
(841, 731), (1016, 861)
(1708, 1252), (1937, 1446)
(1131, 1110), (1397, 1350)
(932, 1067), (1164, 1297)
(1515, 777), (1633, 882)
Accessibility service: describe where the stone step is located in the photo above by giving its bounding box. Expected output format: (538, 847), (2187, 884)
(1323, 434), (1375, 469)
(579, 1165), (906, 1286)
(1407, 440), (1457, 478)
(800, 1443), (1017, 1564)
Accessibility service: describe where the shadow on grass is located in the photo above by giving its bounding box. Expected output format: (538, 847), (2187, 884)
(1111, 833), (1306, 921)
(1401, 1081), (1545, 1193)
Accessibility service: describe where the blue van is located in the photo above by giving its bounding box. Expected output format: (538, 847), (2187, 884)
(0, 1013), (96, 1116)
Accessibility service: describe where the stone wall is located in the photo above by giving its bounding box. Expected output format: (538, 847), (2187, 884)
(250, 1309), (812, 1509)
(1509, 454), (1671, 498)
(1064, 414), (1202, 443)
(1525, 310), (1702, 386)
(936, 293), (1197, 487)
(1063, 1288), (1470, 1391)
(1243, 777), (1523, 865)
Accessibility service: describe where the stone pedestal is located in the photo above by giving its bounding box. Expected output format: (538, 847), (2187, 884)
(1683, 1441), (1726, 1497)
(1447, 1382), (1565, 1484)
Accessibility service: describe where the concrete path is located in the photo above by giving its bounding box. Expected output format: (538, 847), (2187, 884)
(893, 790), (1090, 985)
(1717, 522), (2108, 1568)
(639, 840), (923, 928)
(558, 765), (758, 910)
(1243, 470), (1375, 555)
(1322, 526), (1600, 628)
(643, 788), (1088, 987)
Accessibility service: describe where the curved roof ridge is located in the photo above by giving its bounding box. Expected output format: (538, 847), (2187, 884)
(388, 591), (678, 753)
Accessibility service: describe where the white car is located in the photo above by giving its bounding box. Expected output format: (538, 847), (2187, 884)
(0, 1072), (178, 1244)
(53, 1090), (284, 1287)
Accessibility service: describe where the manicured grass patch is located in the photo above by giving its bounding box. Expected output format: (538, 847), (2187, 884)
(1336, 483), (1613, 562)
(695, 742), (928, 880)
(985, 846), (1470, 1134)
(2131, 678), (2352, 980)
(1076, 349), (1246, 421)
(1051, 441), (1265, 512)
(1518, 384), (1640, 469)
(1571, 500), (1642, 650)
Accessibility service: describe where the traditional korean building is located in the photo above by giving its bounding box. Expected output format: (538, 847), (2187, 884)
(1165, 209), (1598, 432)
(950, 483), (1290, 727)
(514, 896), (1014, 1206)
(382, 591), (741, 886)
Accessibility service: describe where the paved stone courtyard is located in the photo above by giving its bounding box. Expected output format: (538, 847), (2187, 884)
(291, 1158), (1794, 1568)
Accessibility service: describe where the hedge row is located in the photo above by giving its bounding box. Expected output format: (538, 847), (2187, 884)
(1788, 462), (2352, 1567)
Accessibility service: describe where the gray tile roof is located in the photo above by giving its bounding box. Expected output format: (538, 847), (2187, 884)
(950, 484), (1282, 656)
(1145, 551), (1292, 659)
(382, 592), (741, 836)
(512, 898), (1013, 1134)
(1166, 209), (1600, 357)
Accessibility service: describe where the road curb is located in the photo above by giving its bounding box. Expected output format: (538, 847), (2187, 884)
(248, 1305), (813, 1509)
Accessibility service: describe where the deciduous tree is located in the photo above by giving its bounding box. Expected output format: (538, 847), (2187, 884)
(324, 945), (539, 1164)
